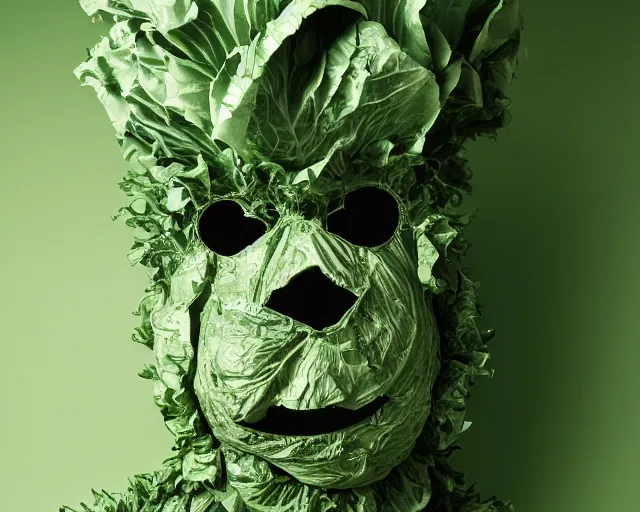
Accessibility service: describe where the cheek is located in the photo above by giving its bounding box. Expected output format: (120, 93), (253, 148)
(196, 299), (299, 409)
(364, 246), (438, 384)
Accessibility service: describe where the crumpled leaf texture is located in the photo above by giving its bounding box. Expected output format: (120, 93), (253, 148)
(62, 1), (523, 511)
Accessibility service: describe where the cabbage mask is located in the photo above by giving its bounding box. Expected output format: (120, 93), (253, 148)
(63, 1), (524, 511)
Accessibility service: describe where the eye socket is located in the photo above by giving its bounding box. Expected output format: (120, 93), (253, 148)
(326, 186), (400, 247)
(197, 199), (268, 256)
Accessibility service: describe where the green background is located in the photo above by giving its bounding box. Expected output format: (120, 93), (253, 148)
(1, 1), (638, 511)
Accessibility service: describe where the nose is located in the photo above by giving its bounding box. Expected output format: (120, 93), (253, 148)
(264, 266), (358, 331)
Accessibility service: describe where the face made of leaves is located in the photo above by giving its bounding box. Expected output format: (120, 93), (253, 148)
(193, 183), (440, 491)
(72, 0), (523, 511)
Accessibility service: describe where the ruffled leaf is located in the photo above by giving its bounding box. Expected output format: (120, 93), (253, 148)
(79, 0), (199, 33)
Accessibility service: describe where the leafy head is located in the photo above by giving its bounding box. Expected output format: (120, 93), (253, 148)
(70, 1), (523, 511)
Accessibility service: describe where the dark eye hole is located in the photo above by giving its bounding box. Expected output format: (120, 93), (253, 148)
(326, 186), (400, 247)
(197, 200), (268, 256)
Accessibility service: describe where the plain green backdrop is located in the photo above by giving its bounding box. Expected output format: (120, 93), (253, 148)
(1, 1), (638, 511)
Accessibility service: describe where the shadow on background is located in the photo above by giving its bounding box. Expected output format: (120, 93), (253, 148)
(450, 2), (640, 509)
(450, 134), (603, 510)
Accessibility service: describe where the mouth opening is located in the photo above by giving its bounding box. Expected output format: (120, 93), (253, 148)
(238, 395), (390, 436)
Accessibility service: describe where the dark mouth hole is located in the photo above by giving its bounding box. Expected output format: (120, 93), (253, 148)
(238, 395), (390, 436)
(264, 266), (358, 331)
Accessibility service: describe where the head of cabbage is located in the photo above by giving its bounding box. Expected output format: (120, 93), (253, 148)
(64, 1), (524, 511)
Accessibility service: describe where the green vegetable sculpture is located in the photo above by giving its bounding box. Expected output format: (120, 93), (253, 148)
(64, 1), (523, 511)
